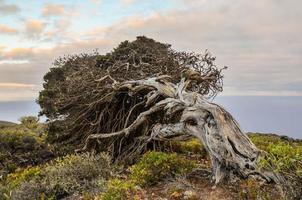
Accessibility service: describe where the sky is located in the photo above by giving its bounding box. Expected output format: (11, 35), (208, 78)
(0, 0), (301, 138)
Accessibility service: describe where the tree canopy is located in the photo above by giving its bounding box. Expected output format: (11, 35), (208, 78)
(37, 36), (287, 186)
(38, 36), (225, 154)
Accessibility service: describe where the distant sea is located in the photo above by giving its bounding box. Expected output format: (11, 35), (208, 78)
(0, 96), (301, 139)
(215, 96), (302, 139)
(0, 101), (42, 123)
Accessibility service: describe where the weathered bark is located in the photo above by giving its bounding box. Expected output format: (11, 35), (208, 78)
(78, 69), (281, 184)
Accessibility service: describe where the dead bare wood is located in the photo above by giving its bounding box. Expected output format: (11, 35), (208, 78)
(77, 68), (281, 184)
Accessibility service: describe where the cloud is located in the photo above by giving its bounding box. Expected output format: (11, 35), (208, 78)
(0, 82), (37, 88)
(0, 0), (302, 101)
(0, 82), (40, 101)
(0, 48), (34, 60)
(86, 0), (302, 97)
(25, 20), (46, 39)
(0, 0), (20, 15)
(120, 0), (135, 6)
(42, 3), (66, 17)
(0, 87), (40, 102)
(0, 24), (17, 34)
(39, 3), (79, 42)
(0, 39), (113, 88)
(91, 0), (102, 4)
(42, 18), (73, 42)
(0, 60), (29, 64)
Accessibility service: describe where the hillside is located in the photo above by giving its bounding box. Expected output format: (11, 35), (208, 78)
(0, 123), (301, 200)
(0, 121), (17, 128)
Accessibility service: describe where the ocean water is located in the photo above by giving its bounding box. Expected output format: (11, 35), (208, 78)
(0, 101), (41, 123)
(0, 96), (301, 139)
(215, 96), (302, 139)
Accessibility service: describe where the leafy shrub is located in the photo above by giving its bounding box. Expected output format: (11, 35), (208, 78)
(18, 116), (40, 130)
(170, 138), (207, 157)
(130, 151), (196, 186)
(6, 166), (42, 188)
(0, 125), (53, 176)
(249, 133), (283, 152)
(249, 133), (302, 175)
(0, 166), (43, 200)
(101, 179), (137, 200)
(100, 152), (196, 199)
(259, 142), (302, 173)
(3, 153), (112, 200)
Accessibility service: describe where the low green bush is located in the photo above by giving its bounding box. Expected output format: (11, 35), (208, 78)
(170, 138), (207, 157)
(130, 151), (196, 186)
(249, 133), (302, 175)
(259, 142), (302, 174)
(249, 133), (283, 152)
(100, 152), (196, 199)
(2, 153), (112, 200)
(101, 179), (137, 200)
(0, 125), (53, 176)
(6, 166), (43, 188)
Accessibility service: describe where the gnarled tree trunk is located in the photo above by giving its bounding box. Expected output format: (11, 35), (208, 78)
(78, 69), (281, 184)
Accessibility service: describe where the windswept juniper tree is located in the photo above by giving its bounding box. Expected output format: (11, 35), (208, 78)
(39, 36), (281, 184)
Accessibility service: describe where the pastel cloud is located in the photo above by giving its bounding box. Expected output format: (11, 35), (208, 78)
(0, 0), (301, 101)
(0, 0), (20, 15)
(0, 24), (18, 34)
(91, 0), (102, 4)
(42, 3), (66, 17)
(0, 85), (40, 101)
(120, 0), (135, 6)
(0, 82), (39, 101)
(25, 20), (46, 39)
(0, 82), (37, 88)
(1, 48), (34, 60)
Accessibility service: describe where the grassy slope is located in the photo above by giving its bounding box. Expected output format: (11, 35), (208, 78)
(0, 126), (301, 199)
